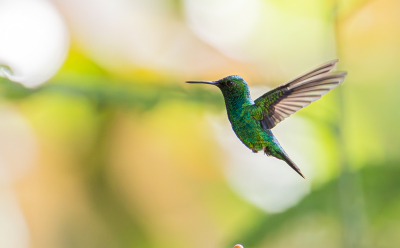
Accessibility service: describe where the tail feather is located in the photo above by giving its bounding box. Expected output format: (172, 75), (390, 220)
(263, 129), (306, 179)
(280, 153), (306, 179)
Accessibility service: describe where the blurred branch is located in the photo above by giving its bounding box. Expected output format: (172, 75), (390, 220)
(0, 77), (40, 99)
(0, 76), (223, 111)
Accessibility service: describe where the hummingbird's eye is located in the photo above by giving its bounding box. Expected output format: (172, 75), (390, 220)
(227, 80), (234, 86)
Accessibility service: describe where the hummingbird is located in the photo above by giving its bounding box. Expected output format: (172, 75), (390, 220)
(186, 60), (347, 178)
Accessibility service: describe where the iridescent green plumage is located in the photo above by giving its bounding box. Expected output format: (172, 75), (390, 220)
(187, 60), (347, 178)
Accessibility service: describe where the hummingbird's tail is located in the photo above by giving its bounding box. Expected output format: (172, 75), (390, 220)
(263, 129), (306, 179)
(279, 153), (306, 179)
(263, 145), (306, 179)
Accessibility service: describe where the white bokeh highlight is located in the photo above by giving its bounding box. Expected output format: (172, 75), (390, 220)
(184, 0), (334, 76)
(0, 0), (69, 87)
(184, 0), (261, 61)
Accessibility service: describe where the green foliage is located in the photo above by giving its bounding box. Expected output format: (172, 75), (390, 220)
(234, 164), (400, 247)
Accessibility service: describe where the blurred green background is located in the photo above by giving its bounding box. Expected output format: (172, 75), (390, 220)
(0, 0), (400, 248)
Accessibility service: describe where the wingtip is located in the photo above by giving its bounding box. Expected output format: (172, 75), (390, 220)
(330, 71), (348, 84)
(330, 70), (348, 77)
(325, 59), (339, 67)
(331, 58), (339, 64)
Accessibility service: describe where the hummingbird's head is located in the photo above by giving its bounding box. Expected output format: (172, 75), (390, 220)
(186, 75), (251, 100)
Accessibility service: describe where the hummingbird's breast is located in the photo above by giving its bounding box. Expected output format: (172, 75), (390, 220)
(228, 106), (269, 152)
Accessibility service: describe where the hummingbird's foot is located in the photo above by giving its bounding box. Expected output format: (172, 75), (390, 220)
(251, 148), (258, 153)
(262, 147), (270, 156)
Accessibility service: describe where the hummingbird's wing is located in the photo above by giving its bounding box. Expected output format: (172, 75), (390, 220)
(253, 60), (347, 129)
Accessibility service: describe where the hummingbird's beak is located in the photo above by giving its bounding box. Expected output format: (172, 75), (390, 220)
(185, 80), (218, 86)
